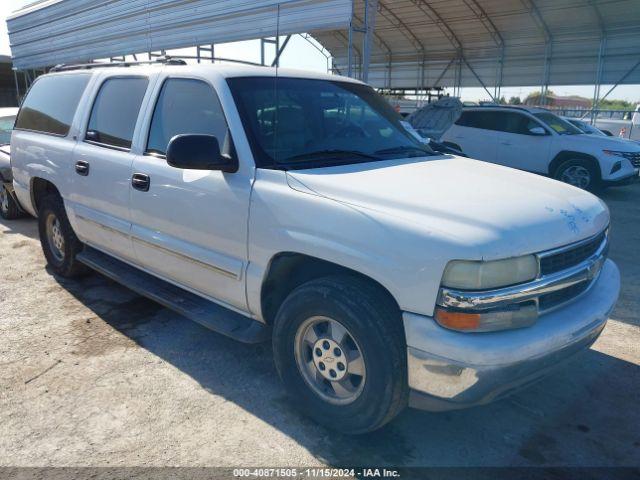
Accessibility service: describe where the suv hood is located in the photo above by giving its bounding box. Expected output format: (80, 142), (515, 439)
(286, 156), (609, 260)
(575, 133), (640, 150)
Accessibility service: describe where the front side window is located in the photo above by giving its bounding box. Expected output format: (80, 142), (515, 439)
(147, 78), (230, 156)
(533, 112), (583, 135)
(15, 74), (90, 136)
(227, 77), (434, 169)
(86, 77), (149, 149)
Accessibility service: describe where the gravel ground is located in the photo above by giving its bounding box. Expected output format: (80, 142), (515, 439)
(0, 184), (639, 469)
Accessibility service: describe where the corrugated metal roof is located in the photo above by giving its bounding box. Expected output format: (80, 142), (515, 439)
(314, 0), (640, 88)
(7, 0), (640, 90)
(7, 0), (352, 69)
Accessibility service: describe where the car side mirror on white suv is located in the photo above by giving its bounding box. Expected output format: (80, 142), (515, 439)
(529, 126), (547, 136)
(166, 134), (238, 173)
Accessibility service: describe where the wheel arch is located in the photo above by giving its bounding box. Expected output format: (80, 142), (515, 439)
(260, 252), (400, 326)
(549, 151), (601, 179)
(30, 177), (61, 216)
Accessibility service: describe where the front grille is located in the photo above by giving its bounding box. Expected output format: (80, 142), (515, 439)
(539, 281), (590, 311)
(621, 151), (640, 168)
(540, 231), (606, 276)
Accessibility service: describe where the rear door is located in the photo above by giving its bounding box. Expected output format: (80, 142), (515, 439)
(129, 75), (252, 311)
(494, 112), (552, 173)
(69, 75), (151, 261)
(445, 110), (499, 163)
(11, 73), (91, 216)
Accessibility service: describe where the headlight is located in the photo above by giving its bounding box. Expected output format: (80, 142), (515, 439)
(603, 150), (629, 158)
(441, 255), (538, 290)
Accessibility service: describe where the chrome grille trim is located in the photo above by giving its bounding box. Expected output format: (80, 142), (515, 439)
(437, 231), (609, 313)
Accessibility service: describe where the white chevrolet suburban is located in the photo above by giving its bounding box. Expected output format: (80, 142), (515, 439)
(11, 62), (620, 434)
(442, 106), (640, 190)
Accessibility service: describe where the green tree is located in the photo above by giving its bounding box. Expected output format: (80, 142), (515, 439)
(508, 96), (522, 105)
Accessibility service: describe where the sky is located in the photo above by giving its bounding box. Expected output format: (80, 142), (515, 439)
(1, 0), (638, 104)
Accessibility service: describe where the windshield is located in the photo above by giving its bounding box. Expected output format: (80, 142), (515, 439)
(0, 115), (15, 145)
(569, 119), (605, 136)
(533, 112), (583, 135)
(227, 77), (435, 169)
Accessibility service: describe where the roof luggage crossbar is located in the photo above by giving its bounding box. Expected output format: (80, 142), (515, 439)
(50, 56), (186, 72)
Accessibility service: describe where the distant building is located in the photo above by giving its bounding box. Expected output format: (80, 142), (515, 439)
(525, 93), (591, 109)
(0, 55), (18, 107)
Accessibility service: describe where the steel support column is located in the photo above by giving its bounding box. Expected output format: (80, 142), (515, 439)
(271, 35), (292, 67)
(361, 0), (378, 82)
(591, 37), (606, 124)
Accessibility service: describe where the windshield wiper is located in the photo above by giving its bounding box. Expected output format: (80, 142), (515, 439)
(374, 145), (433, 157)
(281, 149), (382, 165)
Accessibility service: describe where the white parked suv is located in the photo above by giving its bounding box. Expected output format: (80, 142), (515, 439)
(442, 106), (640, 190)
(11, 62), (620, 433)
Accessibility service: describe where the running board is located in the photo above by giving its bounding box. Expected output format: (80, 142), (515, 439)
(77, 246), (270, 344)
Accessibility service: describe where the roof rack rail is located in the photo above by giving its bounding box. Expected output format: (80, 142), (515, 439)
(50, 56), (187, 72)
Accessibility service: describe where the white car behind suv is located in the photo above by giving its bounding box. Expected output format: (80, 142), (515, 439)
(442, 106), (640, 190)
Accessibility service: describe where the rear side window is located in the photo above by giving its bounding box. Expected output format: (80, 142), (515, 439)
(86, 77), (149, 149)
(147, 78), (229, 156)
(497, 112), (542, 135)
(15, 74), (90, 136)
(455, 110), (501, 131)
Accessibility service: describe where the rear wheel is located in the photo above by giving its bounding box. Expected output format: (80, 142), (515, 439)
(554, 159), (601, 191)
(273, 275), (408, 434)
(38, 193), (89, 277)
(0, 184), (21, 220)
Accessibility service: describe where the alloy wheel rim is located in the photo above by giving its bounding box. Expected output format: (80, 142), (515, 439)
(45, 213), (65, 262)
(561, 165), (591, 189)
(294, 316), (366, 405)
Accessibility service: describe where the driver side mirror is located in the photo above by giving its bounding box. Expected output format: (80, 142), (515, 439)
(529, 126), (547, 136)
(166, 134), (238, 172)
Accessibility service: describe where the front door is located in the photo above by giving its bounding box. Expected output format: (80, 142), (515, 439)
(70, 75), (150, 262)
(129, 76), (252, 312)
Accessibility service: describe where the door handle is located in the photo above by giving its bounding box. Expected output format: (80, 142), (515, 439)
(132, 173), (150, 192)
(75, 160), (90, 176)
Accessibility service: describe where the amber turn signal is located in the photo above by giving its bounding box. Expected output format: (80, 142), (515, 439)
(435, 308), (481, 331)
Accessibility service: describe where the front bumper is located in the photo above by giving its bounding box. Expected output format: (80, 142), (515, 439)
(603, 169), (639, 186)
(405, 259), (620, 411)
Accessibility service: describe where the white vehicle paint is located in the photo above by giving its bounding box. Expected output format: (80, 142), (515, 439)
(11, 64), (620, 433)
(442, 106), (640, 190)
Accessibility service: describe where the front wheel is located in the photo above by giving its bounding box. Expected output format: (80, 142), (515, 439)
(272, 275), (408, 434)
(554, 159), (601, 191)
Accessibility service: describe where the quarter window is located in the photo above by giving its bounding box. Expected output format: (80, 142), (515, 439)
(86, 77), (149, 149)
(147, 78), (229, 156)
(496, 112), (543, 135)
(15, 74), (90, 136)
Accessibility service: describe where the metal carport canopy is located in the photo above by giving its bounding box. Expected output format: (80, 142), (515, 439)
(317, 0), (640, 91)
(6, 0), (352, 69)
(7, 0), (640, 91)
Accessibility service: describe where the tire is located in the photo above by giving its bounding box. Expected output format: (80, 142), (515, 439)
(272, 275), (408, 434)
(0, 184), (22, 220)
(37, 193), (89, 277)
(554, 159), (601, 192)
